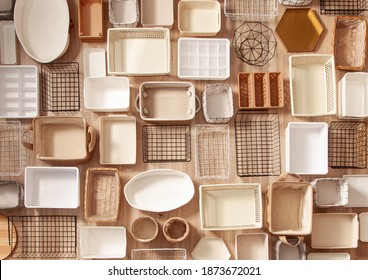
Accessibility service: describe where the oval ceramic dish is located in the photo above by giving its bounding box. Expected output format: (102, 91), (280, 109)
(124, 169), (194, 212)
(14, 0), (70, 63)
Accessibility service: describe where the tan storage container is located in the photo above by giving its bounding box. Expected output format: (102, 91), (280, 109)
(78, 0), (104, 42)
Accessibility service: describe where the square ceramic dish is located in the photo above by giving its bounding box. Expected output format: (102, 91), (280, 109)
(286, 122), (328, 174)
(311, 213), (359, 249)
(84, 76), (130, 112)
(199, 183), (262, 230)
(141, 0), (173, 28)
(178, 0), (221, 36)
(236, 233), (269, 260)
(107, 28), (170, 76)
(83, 48), (106, 77)
(343, 175), (368, 207)
(80, 226), (126, 259)
(24, 166), (79, 209)
(178, 38), (230, 80)
(0, 65), (38, 118)
(99, 115), (136, 165)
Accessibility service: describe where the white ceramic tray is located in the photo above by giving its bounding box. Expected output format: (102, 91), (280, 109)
(199, 183), (262, 230)
(107, 28), (170, 76)
(84, 76), (130, 112)
(307, 253), (350, 260)
(0, 21), (17, 64)
(83, 48), (106, 77)
(343, 175), (368, 207)
(311, 213), (359, 249)
(0, 65), (38, 118)
(285, 122), (328, 174)
(178, 38), (230, 80)
(14, 0), (70, 63)
(137, 81), (198, 122)
(359, 212), (368, 242)
(236, 233), (269, 260)
(124, 169), (194, 212)
(24, 166), (79, 209)
(80, 226), (126, 259)
(99, 115), (136, 165)
(141, 0), (173, 28)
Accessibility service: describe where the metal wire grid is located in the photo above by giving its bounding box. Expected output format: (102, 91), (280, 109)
(142, 125), (191, 163)
(279, 0), (312, 6)
(0, 121), (24, 176)
(328, 121), (367, 168)
(320, 0), (368, 15)
(234, 112), (281, 177)
(131, 249), (187, 260)
(202, 84), (234, 123)
(195, 125), (230, 179)
(41, 62), (80, 112)
(224, 0), (278, 21)
(9, 215), (77, 259)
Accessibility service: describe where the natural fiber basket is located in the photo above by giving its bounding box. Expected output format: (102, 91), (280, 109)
(332, 16), (367, 70)
(131, 216), (158, 243)
(162, 217), (190, 243)
(84, 168), (121, 223)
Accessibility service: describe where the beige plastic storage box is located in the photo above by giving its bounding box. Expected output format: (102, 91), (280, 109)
(22, 117), (96, 164)
(78, 0), (104, 42)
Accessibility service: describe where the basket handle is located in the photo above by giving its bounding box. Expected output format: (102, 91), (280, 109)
(279, 236), (304, 247)
(195, 95), (201, 113)
(278, 172), (304, 182)
(135, 94), (140, 112)
(87, 126), (97, 153)
(21, 125), (34, 151)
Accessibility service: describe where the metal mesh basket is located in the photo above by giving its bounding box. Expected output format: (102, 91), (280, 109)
(320, 0), (368, 15)
(131, 248), (187, 260)
(195, 124), (230, 179)
(0, 121), (24, 176)
(279, 0), (311, 5)
(142, 125), (191, 163)
(224, 0), (278, 21)
(235, 112), (281, 177)
(202, 84), (234, 123)
(328, 121), (367, 168)
(84, 168), (121, 223)
(9, 215), (77, 259)
(41, 62), (80, 112)
(108, 0), (139, 27)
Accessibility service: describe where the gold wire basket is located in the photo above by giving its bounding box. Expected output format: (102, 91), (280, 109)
(131, 248), (187, 260)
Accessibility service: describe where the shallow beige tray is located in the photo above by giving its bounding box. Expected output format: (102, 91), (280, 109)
(236, 233), (269, 260)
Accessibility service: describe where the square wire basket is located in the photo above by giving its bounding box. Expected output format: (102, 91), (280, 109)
(224, 0), (278, 21)
(131, 248), (187, 260)
(202, 84), (234, 123)
(195, 124), (230, 179)
(108, 0), (139, 28)
(142, 125), (191, 163)
(328, 121), (367, 168)
(234, 112), (281, 177)
(84, 168), (121, 223)
(0, 121), (24, 176)
(320, 0), (368, 15)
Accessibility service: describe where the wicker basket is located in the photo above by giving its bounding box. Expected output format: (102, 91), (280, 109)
(84, 168), (121, 223)
(332, 16), (367, 70)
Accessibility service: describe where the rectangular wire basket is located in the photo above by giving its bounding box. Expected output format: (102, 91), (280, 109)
(84, 168), (121, 223)
(202, 84), (234, 123)
(279, 0), (311, 5)
(320, 0), (368, 15)
(142, 125), (191, 163)
(0, 121), (24, 176)
(328, 121), (367, 168)
(131, 248), (187, 260)
(234, 112), (281, 177)
(224, 0), (278, 21)
(195, 124), (230, 179)
(9, 215), (77, 259)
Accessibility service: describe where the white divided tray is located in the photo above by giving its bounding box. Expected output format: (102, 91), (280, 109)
(99, 115), (136, 165)
(80, 226), (126, 259)
(178, 38), (230, 80)
(286, 122), (328, 174)
(24, 166), (79, 209)
(0, 65), (38, 118)
(84, 76), (130, 112)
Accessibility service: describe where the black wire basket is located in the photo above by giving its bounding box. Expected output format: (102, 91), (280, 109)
(320, 0), (368, 15)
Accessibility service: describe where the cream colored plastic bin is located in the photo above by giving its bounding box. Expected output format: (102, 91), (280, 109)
(84, 76), (130, 112)
(141, 0), (173, 29)
(178, 0), (221, 36)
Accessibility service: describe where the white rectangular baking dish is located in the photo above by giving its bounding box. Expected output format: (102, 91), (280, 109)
(286, 122), (328, 174)
(24, 166), (79, 209)
(84, 76), (130, 112)
(99, 115), (136, 165)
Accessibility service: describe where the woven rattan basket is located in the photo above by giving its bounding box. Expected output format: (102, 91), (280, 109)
(332, 16), (367, 70)
(84, 168), (121, 223)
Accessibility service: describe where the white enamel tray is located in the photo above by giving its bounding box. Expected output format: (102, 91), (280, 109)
(124, 169), (194, 212)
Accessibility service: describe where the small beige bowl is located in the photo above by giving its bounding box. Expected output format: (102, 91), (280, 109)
(163, 217), (190, 243)
(131, 216), (158, 243)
